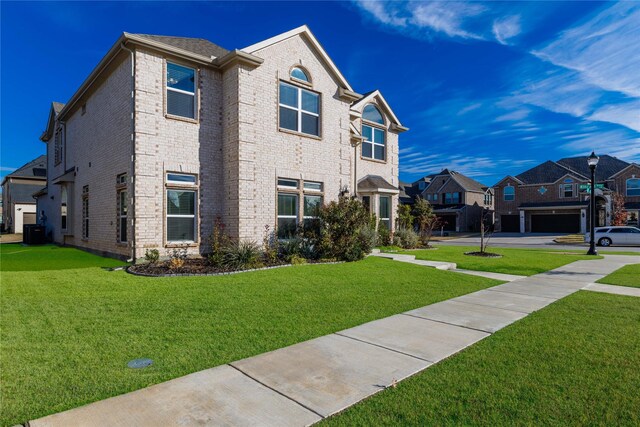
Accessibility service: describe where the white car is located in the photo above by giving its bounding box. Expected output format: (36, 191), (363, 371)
(584, 226), (640, 247)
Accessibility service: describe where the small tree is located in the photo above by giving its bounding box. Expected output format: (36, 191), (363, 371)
(413, 197), (440, 247)
(611, 192), (627, 226)
(479, 207), (493, 253)
(318, 196), (373, 261)
(396, 204), (414, 230)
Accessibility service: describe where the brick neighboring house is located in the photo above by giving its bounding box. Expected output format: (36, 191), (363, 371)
(401, 170), (494, 232)
(493, 155), (640, 233)
(1, 155), (47, 234)
(36, 26), (407, 260)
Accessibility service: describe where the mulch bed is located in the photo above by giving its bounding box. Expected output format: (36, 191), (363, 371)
(463, 251), (502, 258)
(127, 258), (339, 277)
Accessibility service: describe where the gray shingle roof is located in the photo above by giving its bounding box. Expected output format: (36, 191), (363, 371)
(5, 155), (47, 180)
(449, 171), (487, 192)
(557, 155), (629, 182)
(515, 160), (576, 184)
(132, 34), (229, 58)
(357, 175), (397, 192)
(11, 184), (46, 203)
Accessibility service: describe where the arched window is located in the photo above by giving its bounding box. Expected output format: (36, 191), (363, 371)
(504, 185), (515, 201)
(363, 104), (384, 124)
(290, 67), (310, 83)
(627, 178), (640, 196)
(61, 186), (68, 230)
(362, 104), (385, 161)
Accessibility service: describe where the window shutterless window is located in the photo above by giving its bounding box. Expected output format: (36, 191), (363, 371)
(303, 181), (322, 191)
(167, 173), (197, 185)
(277, 193), (298, 239)
(379, 196), (391, 230)
(279, 81), (319, 136)
(504, 186), (515, 201)
(362, 195), (371, 212)
(562, 184), (574, 198)
(118, 190), (128, 243)
(362, 124), (385, 161)
(278, 178), (299, 189)
(167, 189), (196, 242)
(82, 186), (89, 239)
(166, 62), (196, 119)
(61, 186), (67, 230)
(627, 178), (640, 196)
(54, 128), (63, 166)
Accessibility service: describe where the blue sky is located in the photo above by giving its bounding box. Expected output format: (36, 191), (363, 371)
(1, 1), (639, 187)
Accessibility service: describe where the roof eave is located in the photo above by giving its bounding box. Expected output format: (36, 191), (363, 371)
(214, 49), (264, 70)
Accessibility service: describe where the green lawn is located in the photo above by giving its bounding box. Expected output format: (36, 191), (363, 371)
(597, 263), (640, 288)
(325, 291), (640, 426)
(383, 245), (603, 276)
(0, 244), (501, 426)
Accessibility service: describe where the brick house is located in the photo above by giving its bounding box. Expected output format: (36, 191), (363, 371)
(493, 155), (640, 233)
(36, 26), (407, 260)
(1, 155), (47, 233)
(400, 169), (494, 232)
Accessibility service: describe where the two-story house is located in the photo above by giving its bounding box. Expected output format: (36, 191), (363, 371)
(36, 26), (407, 260)
(1, 155), (47, 233)
(401, 169), (494, 232)
(493, 155), (640, 233)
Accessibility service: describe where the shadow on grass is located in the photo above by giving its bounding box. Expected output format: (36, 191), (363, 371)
(1, 244), (126, 272)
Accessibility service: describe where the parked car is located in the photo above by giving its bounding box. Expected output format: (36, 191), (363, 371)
(584, 226), (640, 246)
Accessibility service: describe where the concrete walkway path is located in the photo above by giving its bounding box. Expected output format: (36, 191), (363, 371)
(29, 256), (638, 427)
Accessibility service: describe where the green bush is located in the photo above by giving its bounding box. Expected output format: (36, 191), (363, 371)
(289, 254), (307, 265)
(377, 221), (391, 246)
(393, 227), (419, 249)
(222, 241), (262, 271)
(144, 249), (159, 264)
(318, 197), (373, 262)
(208, 217), (231, 268)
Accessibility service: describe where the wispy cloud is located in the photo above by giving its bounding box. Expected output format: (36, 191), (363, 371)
(0, 166), (17, 172)
(492, 15), (521, 45)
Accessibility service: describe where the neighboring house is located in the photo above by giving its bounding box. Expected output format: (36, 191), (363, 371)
(402, 169), (494, 232)
(1, 155), (47, 233)
(493, 155), (640, 233)
(36, 26), (407, 260)
(399, 175), (433, 206)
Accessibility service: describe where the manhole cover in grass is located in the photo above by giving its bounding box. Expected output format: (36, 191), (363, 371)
(127, 358), (153, 369)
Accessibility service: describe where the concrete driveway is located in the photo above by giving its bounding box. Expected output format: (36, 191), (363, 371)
(436, 233), (640, 253)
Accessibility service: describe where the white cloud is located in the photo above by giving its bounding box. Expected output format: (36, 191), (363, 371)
(532, 2), (640, 98)
(0, 166), (17, 172)
(588, 100), (640, 133)
(408, 1), (485, 40)
(492, 15), (521, 45)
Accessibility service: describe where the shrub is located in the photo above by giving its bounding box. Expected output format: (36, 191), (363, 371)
(393, 227), (419, 249)
(222, 240), (262, 271)
(208, 217), (230, 268)
(144, 249), (159, 264)
(289, 254), (307, 265)
(318, 197), (373, 262)
(396, 204), (414, 229)
(377, 221), (391, 246)
(262, 224), (279, 264)
(167, 247), (188, 270)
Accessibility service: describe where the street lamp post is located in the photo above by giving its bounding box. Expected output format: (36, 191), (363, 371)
(587, 151), (599, 255)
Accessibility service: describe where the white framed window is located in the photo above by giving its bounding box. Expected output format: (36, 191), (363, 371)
(279, 81), (320, 136)
(560, 183), (574, 198)
(379, 196), (391, 230)
(118, 190), (128, 243)
(167, 189), (196, 242)
(278, 178), (299, 189)
(362, 104), (386, 161)
(54, 127), (63, 166)
(82, 186), (89, 239)
(290, 67), (310, 83)
(626, 178), (640, 196)
(362, 195), (371, 212)
(277, 193), (298, 239)
(61, 186), (68, 231)
(167, 173), (197, 185)
(166, 62), (196, 119)
(303, 181), (322, 192)
(504, 185), (515, 201)
(303, 194), (322, 223)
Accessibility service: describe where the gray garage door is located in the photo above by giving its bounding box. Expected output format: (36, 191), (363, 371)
(531, 214), (580, 233)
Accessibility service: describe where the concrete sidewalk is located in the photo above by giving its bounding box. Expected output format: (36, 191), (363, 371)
(30, 256), (638, 427)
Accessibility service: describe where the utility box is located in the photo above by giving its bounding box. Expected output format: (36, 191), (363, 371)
(23, 224), (46, 245)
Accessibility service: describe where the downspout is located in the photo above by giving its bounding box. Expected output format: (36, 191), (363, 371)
(121, 42), (136, 262)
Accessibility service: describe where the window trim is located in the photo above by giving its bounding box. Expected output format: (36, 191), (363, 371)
(361, 122), (386, 162)
(276, 177), (324, 239)
(278, 80), (321, 138)
(379, 195), (391, 230)
(60, 186), (68, 231)
(54, 126), (63, 166)
(165, 172), (198, 245)
(626, 178), (640, 197)
(118, 189), (128, 243)
(289, 66), (312, 86)
(504, 185), (515, 201)
(560, 183), (574, 198)
(165, 61), (198, 122)
(81, 186), (89, 240)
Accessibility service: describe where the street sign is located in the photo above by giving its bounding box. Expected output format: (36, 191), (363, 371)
(579, 183), (605, 191)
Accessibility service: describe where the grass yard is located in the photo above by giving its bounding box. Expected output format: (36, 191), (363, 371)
(382, 245), (603, 276)
(325, 291), (640, 426)
(0, 244), (501, 426)
(597, 263), (640, 288)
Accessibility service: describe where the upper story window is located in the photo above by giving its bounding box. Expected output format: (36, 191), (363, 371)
(444, 192), (460, 204)
(166, 62), (196, 119)
(290, 67), (310, 83)
(54, 127), (63, 166)
(504, 185), (515, 201)
(627, 178), (640, 196)
(561, 183), (574, 198)
(484, 192), (493, 205)
(362, 104), (385, 161)
(418, 181), (426, 190)
(279, 81), (320, 136)
(167, 173), (197, 185)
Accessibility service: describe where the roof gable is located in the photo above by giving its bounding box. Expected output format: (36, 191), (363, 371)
(493, 175), (524, 187)
(352, 90), (406, 131)
(242, 25), (353, 92)
(609, 162), (640, 178)
(449, 171), (488, 193)
(40, 102), (65, 142)
(515, 160), (580, 184)
(2, 155), (47, 186)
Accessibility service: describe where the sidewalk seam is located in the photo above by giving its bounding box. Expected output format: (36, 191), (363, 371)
(333, 332), (435, 363)
(400, 313), (495, 334)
